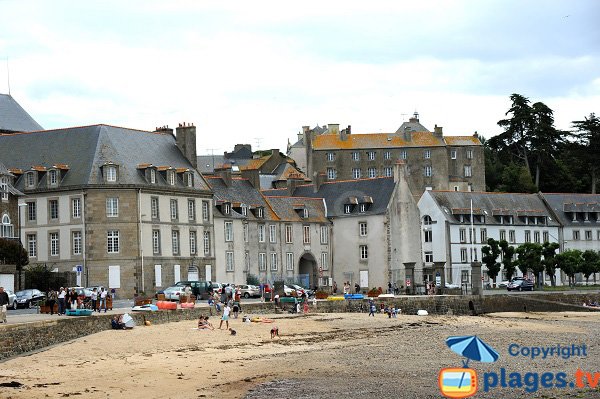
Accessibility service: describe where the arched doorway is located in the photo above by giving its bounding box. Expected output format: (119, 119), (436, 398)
(298, 252), (317, 289)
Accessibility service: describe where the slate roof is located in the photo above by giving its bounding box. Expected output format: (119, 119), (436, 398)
(207, 177), (278, 220)
(197, 154), (226, 174)
(0, 94), (43, 132)
(425, 191), (560, 226)
(444, 136), (482, 146)
(540, 193), (600, 226)
(395, 119), (430, 133)
(263, 177), (396, 217)
(266, 196), (328, 223)
(312, 131), (447, 150)
(0, 124), (210, 191)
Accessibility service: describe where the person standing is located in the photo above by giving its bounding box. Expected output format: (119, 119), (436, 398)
(354, 282), (360, 294)
(47, 290), (57, 315)
(332, 281), (337, 294)
(99, 288), (108, 312)
(368, 300), (376, 317)
(57, 287), (66, 315)
(0, 286), (9, 323)
(219, 302), (231, 330)
(91, 288), (98, 312)
(70, 288), (78, 309)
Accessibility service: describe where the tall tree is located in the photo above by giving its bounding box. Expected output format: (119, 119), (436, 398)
(541, 242), (560, 287)
(481, 238), (502, 286)
(571, 113), (600, 193)
(581, 250), (600, 285)
(529, 102), (565, 188)
(555, 249), (582, 287)
(499, 240), (517, 280)
(515, 243), (544, 287)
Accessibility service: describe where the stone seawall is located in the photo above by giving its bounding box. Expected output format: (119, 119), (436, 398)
(1, 294), (598, 362)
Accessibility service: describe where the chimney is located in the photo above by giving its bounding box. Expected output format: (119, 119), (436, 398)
(340, 125), (351, 141)
(241, 168), (260, 189)
(328, 123), (340, 135)
(215, 165), (232, 187)
(154, 125), (174, 136)
(286, 173), (304, 196)
(175, 122), (197, 169)
(409, 111), (419, 123)
(313, 172), (326, 193)
(434, 124), (443, 138)
(403, 126), (412, 142)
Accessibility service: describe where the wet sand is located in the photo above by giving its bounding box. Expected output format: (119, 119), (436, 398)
(1, 311), (599, 398)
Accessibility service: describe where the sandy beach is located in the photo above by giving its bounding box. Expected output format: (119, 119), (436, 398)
(1, 311), (599, 398)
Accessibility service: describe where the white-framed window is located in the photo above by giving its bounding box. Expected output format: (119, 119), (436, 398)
(321, 252), (329, 270)
(525, 230), (531, 243)
(152, 229), (161, 255)
(303, 208), (309, 218)
(106, 197), (119, 217)
(327, 168), (336, 180)
(258, 224), (265, 242)
(585, 230), (592, 240)
(424, 230), (432, 242)
(241, 205), (247, 216)
(534, 231), (541, 243)
(352, 152), (360, 161)
(424, 165), (432, 177)
(480, 228), (487, 243)
(27, 201), (36, 221)
(352, 168), (361, 179)
(460, 228), (466, 243)
(499, 230), (506, 241)
(367, 151), (376, 160)
(0, 176), (8, 201)
(450, 149), (457, 159)
(424, 149), (431, 159)
(170, 199), (178, 220)
(285, 224), (293, 243)
(226, 251), (234, 272)
(257, 207), (264, 218)
(286, 252), (294, 271)
(384, 151), (391, 160)
(107, 230), (119, 253)
(27, 234), (37, 257)
(360, 245), (368, 260)
(189, 231), (197, 255)
(188, 199), (196, 220)
(344, 204), (352, 214)
(423, 215), (433, 225)
(368, 167), (377, 178)
(225, 221), (234, 242)
(359, 222), (367, 237)
(150, 169), (156, 184)
(384, 167), (392, 177)
(464, 165), (472, 177)
(202, 201), (209, 221)
(186, 173), (193, 187)
(400, 150), (407, 160)
(269, 224), (277, 243)
(204, 231), (210, 255)
(72, 198), (81, 218)
(151, 197), (159, 219)
(543, 231), (549, 243)
(48, 170), (58, 186)
(270, 252), (278, 271)
(303, 225), (310, 244)
(0, 215), (13, 238)
(258, 253), (266, 271)
(243, 223), (249, 242)
(72, 231), (82, 255)
(106, 166), (117, 182)
(172, 230), (180, 255)
(573, 230), (580, 240)
(49, 199), (59, 220)
(26, 172), (35, 187)
(223, 203), (231, 214)
(460, 248), (468, 263)
(320, 225), (328, 244)
(327, 152), (335, 161)
(169, 170), (175, 185)
(466, 149), (473, 159)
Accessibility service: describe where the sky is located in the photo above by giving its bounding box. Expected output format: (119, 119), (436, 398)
(1, 0), (599, 155)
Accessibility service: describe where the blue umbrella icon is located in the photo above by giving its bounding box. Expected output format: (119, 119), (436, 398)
(445, 336), (499, 389)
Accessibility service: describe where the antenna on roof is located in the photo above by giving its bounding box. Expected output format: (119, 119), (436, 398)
(206, 148), (218, 170)
(400, 113), (407, 121)
(254, 137), (262, 150)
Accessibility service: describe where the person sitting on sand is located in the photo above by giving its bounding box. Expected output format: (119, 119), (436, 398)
(199, 316), (214, 330)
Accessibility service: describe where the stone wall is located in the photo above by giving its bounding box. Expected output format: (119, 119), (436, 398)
(2, 294), (598, 361)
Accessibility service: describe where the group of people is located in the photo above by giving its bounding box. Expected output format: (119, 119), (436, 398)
(368, 299), (401, 317)
(338, 281), (361, 295)
(46, 287), (111, 315)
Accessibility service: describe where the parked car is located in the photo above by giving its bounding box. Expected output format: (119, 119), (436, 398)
(284, 284), (305, 297)
(5, 289), (17, 310)
(498, 281), (510, 288)
(163, 285), (186, 301)
(173, 281), (213, 300)
(507, 279), (534, 292)
(239, 284), (260, 298)
(210, 282), (223, 295)
(15, 289), (46, 308)
(293, 284), (314, 297)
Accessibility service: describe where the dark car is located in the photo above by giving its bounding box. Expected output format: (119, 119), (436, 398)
(175, 281), (213, 300)
(507, 279), (534, 292)
(15, 289), (46, 308)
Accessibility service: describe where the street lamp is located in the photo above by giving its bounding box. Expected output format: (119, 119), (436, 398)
(17, 203), (28, 290)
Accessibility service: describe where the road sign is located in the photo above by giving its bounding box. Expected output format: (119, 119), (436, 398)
(481, 276), (484, 281)
(76, 265), (83, 273)
(406, 278), (411, 287)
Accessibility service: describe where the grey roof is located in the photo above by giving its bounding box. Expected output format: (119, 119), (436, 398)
(395, 118), (429, 134)
(541, 193), (600, 226)
(263, 177), (396, 217)
(197, 154), (226, 174)
(426, 191), (560, 226)
(207, 177), (277, 220)
(266, 196), (327, 223)
(0, 124), (210, 192)
(0, 94), (43, 132)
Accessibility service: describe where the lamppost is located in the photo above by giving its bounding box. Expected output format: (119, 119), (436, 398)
(17, 203), (28, 290)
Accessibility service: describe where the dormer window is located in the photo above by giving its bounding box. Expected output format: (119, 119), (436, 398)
(169, 170), (175, 186)
(303, 209), (309, 218)
(241, 205), (247, 216)
(48, 170), (58, 186)
(150, 169), (156, 184)
(186, 173), (193, 187)
(223, 203), (231, 215)
(106, 166), (117, 182)
(0, 176), (8, 201)
(26, 172), (36, 188)
(254, 207), (264, 218)
(359, 203), (368, 213)
(344, 204), (353, 214)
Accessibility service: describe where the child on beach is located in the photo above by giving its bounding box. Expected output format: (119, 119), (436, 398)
(219, 303), (231, 330)
(198, 316), (214, 330)
(368, 301), (376, 317)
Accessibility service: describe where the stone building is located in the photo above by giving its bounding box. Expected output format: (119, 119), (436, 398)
(0, 123), (214, 297)
(207, 167), (331, 288)
(0, 162), (24, 291)
(288, 113), (485, 195)
(264, 162), (422, 291)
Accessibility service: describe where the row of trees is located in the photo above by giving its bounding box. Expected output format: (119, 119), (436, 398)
(484, 93), (600, 193)
(482, 238), (600, 287)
